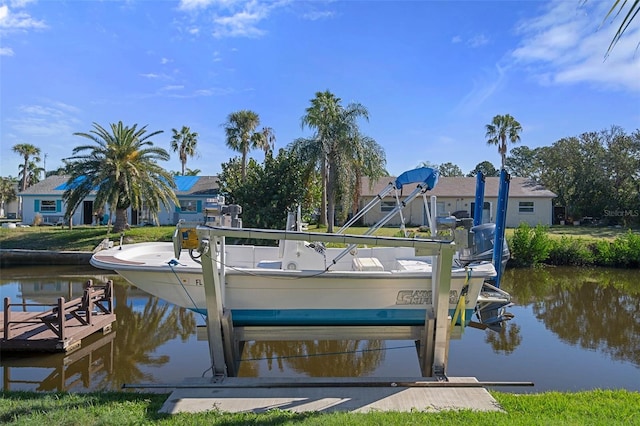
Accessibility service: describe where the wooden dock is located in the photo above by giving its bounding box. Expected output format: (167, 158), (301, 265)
(1, 280), (115, 353)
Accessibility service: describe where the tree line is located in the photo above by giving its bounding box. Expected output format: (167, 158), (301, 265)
(3, 102), (638, 232)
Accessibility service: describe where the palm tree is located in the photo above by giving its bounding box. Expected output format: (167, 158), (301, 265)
(602, 0), (640, 56)
(346, 133), (387, 219)
(63, 121), (178, 232)
(222, 110), (262, 181)
(18, 159), (44, 188)
(296, 91), (341, 227)
(257, 126), (276, 157)
(0, 177), (17, 216)
(170, 126), (199, 176)
(12, 143), (41, 191)
(294, 90), (383, 232)
(485, 114), (522, 170)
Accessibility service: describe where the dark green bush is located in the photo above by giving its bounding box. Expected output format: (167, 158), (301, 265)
(509, 223), (552, 267)
(547, 236), (594, 266)
(594, 230), (640, 268)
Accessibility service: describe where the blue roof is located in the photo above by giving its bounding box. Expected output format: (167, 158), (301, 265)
(54, 176), (200, 192)
(174, 176), (199, 191)
(54, 176), (87, 190)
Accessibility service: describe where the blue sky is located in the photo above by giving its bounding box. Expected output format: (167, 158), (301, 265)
(1, 0), (639, 179)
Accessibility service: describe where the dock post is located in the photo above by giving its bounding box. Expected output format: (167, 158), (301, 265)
(4, 297), (10, 340)
(418, 306), (435, 376)
(199, 236), (228, 377)
(57, 297), (66, 341)
(432, 243), (455, 377)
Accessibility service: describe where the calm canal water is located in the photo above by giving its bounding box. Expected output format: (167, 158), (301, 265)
(1, 265), (638, 393)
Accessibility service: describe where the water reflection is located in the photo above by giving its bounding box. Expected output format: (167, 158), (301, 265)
(484, 323), (522, 355)
(3, 331), (116, 391)
(105, 283), (197, 389)
(1, 267), (200, 392)
(501, 267), (640, 367)
(1, 265), (639, 392)
(239, 340), (386, 377)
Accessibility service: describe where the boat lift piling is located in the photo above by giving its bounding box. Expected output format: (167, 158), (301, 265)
(492, 170), (510, 288)
(473, 171), (485, 227)
(472, 169), (510, 288)
(195, 226), (458, 379)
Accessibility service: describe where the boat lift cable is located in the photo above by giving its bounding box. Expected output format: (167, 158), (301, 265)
(168, 260), (207, 322)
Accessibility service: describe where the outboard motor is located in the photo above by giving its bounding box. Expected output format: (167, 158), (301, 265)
(458, 222), (513, 328)
(459, 223), (510, 285)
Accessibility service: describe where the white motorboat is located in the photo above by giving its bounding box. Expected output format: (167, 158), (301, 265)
(91, 167), (503, 327)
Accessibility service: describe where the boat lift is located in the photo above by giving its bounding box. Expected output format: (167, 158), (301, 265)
(192, 224), (459, 379)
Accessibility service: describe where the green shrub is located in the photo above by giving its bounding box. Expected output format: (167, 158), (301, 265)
(592, 240), (615, 266)
(597, 230), (640, 268)
(547, 236), (594, 266)
(509, 222), (552, 267)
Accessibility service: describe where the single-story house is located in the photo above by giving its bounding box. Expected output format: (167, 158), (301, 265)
(1, 181), (20, 219)
(18, 175), (221, 226)
(358, 175), (557, 228)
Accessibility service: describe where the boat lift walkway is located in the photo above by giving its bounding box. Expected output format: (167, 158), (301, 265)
(143, 376), (507, 413)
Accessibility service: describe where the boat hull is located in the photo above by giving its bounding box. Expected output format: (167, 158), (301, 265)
(109, 264), (485, 326)
(92, 242), (492, 326)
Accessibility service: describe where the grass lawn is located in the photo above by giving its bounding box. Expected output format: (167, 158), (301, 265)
(1, 389), (639, 425)
(0, 223), (635, 252)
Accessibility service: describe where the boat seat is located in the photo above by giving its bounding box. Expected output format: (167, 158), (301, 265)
(352, 257), (384, 271)
(395, 259), (430, 271)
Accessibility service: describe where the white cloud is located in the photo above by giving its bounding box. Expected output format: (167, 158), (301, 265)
(0, 46), (14, 56)
(302, 10), (335, 21)
(468, 34), (489, 47)
(176, 0), (286, 39)
(511, 1), (640, 92)
(456, 64), (506, 114)
(160, 85), (185, 91)
(0, 3), (47, 33)
(7, 102), (81, 143)
(212, 5), (269, 38)
(451, 35), (462, 44)
(178, 0), (234, 12)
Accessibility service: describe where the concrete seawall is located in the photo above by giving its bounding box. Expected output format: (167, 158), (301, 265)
(0, 249), (94, 267)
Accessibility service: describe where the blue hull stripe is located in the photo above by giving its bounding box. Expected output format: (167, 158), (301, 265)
(192, 308), (476, 326)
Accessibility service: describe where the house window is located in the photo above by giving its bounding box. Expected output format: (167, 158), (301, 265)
(40, 200), (57, 212)
(180, 200), (197, 212)
(519, 201), (534, 213)
(381, 201), (395, 212)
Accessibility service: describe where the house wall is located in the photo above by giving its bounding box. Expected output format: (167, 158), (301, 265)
(1, 198), (20, 218)
(505, 197), (553, 227)
(21, 195), (100, 226)
(358, 195), (553, 228)
(19, 194), (216, 226)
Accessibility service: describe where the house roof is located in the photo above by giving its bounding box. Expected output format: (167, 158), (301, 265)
(19, 175), (69, 195)
(362, 176), (556, 198)
(19, 175), (220, 196)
